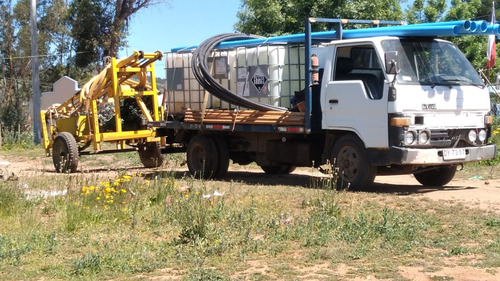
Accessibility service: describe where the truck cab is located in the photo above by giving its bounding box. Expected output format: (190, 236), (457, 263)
(317, 36), (497, 187)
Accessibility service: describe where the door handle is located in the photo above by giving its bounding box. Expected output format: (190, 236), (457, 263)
(329, 99), (339, 104)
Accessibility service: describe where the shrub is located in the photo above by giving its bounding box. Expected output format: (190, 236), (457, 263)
(0, 127), (35, 151)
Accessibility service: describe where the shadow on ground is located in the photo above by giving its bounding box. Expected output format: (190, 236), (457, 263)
(41, 163), (476, 196)
(141, 169), (475, 196)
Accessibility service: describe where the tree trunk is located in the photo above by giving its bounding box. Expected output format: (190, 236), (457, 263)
(108, 0), (154, 58)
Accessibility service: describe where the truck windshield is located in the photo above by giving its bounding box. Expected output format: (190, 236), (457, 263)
(381, 39), (484, 87)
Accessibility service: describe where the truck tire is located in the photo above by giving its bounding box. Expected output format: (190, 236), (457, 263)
(138, 142), (164, 168)
(211, 136), (230, 178)
(187, 135), (219, 179)
(331, 135), (376, 190)
(52, 132), (79, 173)
(260, 165), (297, 175)
(413, 166), (457, 186)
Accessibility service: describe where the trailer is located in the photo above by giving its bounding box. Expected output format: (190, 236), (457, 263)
(40, 51), (165, 173)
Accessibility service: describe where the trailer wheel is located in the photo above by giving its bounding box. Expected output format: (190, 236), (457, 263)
(212, 136), (230, 178)
(187, 135), (219, 179)
(331, 135), (376, 190)
(413, 166), (457, 186)
(138, 142), (164, 168)
(52, 132), (79, 173)
(260, 165), (297, 175)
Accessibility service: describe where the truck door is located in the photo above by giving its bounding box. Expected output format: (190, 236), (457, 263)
(322, 45), (388, 148)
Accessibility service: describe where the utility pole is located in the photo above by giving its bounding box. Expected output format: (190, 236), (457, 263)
(30, 0), (41, 144)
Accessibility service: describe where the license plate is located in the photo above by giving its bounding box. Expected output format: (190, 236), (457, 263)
(442, 148), (466, 160)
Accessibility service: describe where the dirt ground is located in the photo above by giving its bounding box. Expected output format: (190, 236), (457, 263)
(3, 154), (499, 213)
(2, 153), (500, 280)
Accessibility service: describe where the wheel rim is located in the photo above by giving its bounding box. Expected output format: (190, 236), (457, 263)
(138, 142), (164, 168)
(337, 145), (360, 181)
(190, 144), (206, 171)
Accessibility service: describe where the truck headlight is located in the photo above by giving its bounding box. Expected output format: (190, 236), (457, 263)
(468, 130), (477, 142)
(404, 131), (416, 145)
(478, 129), (487, 142)
(418, 130), (430, 144)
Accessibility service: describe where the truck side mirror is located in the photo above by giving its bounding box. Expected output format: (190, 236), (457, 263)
(385, 51), (400, 75)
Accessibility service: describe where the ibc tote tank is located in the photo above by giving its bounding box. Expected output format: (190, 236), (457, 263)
(165, 44), (305, 114)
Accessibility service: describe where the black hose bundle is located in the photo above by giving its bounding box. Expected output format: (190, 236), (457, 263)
(191, 33), (286, 112)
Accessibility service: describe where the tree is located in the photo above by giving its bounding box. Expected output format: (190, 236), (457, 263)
(405, 0), (447, 24)
(236, 0), (404, 36)
(70, 0), (161, 67)
(69, 0), (113, 68)
(444, 0), (494, 81)
(445, 0), (481, 22)
(0, 0), (15, 104)
(109, 0), (160, 57)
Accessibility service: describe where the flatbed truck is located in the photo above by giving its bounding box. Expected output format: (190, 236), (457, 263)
(150, 18), (498, 189)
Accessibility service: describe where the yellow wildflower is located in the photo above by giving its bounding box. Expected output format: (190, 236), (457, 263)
(120, 189), (127, 193)
(96, 197), (100, 200)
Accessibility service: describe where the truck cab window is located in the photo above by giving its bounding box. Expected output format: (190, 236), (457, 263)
(381, 39), (483, 86)
(334, 46), (384, 100)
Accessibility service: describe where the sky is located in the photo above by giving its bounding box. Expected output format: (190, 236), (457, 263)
(119, 0), (242, 76)
(118, 0), (440, 78)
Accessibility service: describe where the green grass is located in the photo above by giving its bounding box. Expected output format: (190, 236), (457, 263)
(1, 168), (500, 280)
(2, 144), (500, 279)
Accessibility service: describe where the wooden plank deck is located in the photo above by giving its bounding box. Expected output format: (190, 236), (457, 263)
(184, 110), (305, 126)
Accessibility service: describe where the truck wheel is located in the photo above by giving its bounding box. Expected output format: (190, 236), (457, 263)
(413, 166), (457, 186)
(260, 165), (297, 175)
(187, 135), (219, 179)
(52, 132), (79, 173)
(212, 136), (230, 178)
(138, 142), (164, 168)
(331, 135), (376, 190)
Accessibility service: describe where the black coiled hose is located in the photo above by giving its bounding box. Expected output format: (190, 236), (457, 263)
(191, 33), (286, 112)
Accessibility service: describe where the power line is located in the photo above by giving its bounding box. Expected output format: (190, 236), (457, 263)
(0, 51), (91, 61)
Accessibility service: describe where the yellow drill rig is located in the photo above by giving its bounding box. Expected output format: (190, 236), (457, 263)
(40, 51), (164, 173)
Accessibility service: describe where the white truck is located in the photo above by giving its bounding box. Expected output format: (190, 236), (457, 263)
(151, 18), (497, 189)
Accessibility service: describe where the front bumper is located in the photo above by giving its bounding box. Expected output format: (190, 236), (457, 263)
(371, 144), (497, 166)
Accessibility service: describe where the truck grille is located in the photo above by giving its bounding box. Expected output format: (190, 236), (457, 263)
(429, 129), (470, 147)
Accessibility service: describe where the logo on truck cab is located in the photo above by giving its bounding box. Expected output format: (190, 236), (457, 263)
(422, 104), (437, 110)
